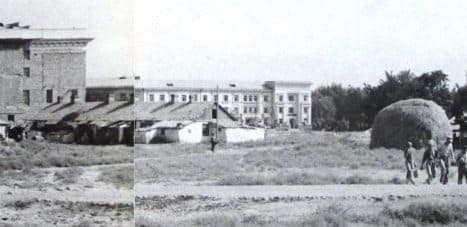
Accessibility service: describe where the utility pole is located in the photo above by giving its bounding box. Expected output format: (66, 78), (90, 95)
(216, 84), (219, 139)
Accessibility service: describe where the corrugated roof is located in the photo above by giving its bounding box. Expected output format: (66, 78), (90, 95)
(136, 102), (213, 121)
(20, 101), (134, 122)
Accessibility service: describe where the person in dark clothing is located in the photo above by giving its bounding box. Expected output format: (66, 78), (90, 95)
(437, 137), (454, 184)
(421, 140), (437, 184)
(210, 133), (218, 152)
(457, 148), (467, 184)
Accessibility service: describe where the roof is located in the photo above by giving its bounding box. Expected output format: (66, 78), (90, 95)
(135, 101), (237, 122)
(20, 101), (134, 122)
(135, 79), (267, 91)
(136, 102), (214, 121)
(86, 77), (135, 89)
(0, 27), (92, 40)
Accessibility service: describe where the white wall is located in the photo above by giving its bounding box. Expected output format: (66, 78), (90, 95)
(0, 125), (6, 138)
(178, 122), (203, 143)
(222, 127), (265, 143)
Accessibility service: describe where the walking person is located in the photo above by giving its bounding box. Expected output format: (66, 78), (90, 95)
(457, 148), (467, 185)
(404, 142), (416, 184)
(437, 137), (454, 184)
(210, 132), (218, 152)
(421, 140), (437, 184)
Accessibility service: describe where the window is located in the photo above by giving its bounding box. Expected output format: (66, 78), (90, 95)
(214, 95), (218, 102)
(202, 124), (209, 136)
(192, 94), (198, 101)
(23, 67), (30, 77)
(288, 107), (294, 114)
(249, 107), (253, 113)
(279, 119), (283, 124)
(7, 115), (14, 121)
(119, 93), (127, 100)
(182, 95), (187, 102)
(254, 107), (257, 113)
(264, 107), (268, 113)
(304, 107), (309, 113)
(304, 95), (309, 101)
(253, 95), (257, 102)
(160, 94), (165, 101)
(243, 95), (247, 102)
(243, 107), (247, 114)
(23, 90), (30, 105)
(203, 95), (208, 102)
(234, 107), (239, 113)
(248, 95), (253, 102)
(149, 94), (155, 102)
(288, 95), (294, 101)
(46, 89), (53, 103)
(23, 50), (31, 60)
(264, 95), (269, 102)
(234, 95), (239, 102)
(278, 107), (283, 113)
(223, 95), (228, 102)
(279, 95), (283, 102)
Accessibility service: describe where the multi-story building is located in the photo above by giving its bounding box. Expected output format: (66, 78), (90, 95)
(135, 80), (312, 128)
(0, 22), (92, 121)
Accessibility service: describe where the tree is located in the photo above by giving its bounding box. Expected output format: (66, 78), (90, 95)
(452, 86), (467, 117)
(312, 94), (337, 130)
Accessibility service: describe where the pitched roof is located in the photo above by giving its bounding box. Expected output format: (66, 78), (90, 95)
(19, 101), (134, 122)
(136, 102), (214, 121)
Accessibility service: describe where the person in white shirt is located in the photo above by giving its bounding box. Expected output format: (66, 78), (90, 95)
(437, 137), (454, 184)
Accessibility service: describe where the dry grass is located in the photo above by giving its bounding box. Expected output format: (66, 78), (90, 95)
(54, 167), (84, 184)
(98, 165), (134, 189)
(136, 130), (418, 185)
(0, 140), (133, 171)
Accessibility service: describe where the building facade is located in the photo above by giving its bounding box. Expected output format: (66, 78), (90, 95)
(135, 80), (312, 128)
(0, 22), (92, 121)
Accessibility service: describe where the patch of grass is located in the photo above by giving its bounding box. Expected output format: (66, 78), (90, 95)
(217, 170), (404, 185)
(54, 167), (83, 184)
(0, 140), (133, 171)
(98, 165), (134, 189)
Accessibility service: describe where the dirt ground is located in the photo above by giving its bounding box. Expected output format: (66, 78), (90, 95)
(0, 141), (134, 226)
(135, 130), (467, 226)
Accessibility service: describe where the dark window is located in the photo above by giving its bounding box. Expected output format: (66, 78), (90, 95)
(254, 96), (257, 102)
(264, 96), (269, 102)
(149, 94), (154, 102)
(279, 107), (283, 113)
(160, 94), (165, 101)
(288, 95), (294, 101)
(203, 95), (208, 102)
(288, 107), (294, 113)
(304, 107), (309, 113)
(23, 50), (31, 60)
(119, 93), (127, 100)
(264, 107), (268, 113)
(223, 95), (228, 102)
(234, 95), (239, 102)
(7, 115), (14, 121)
(304, 95), (309, 101)
(248, 95), (253, 102)
(23, 90), (30, 105)
(243, 95), (247, 102)
(202, 124), (209, 136)
(182, 95), (187, 101)
(234, 107), (239, 113)
(46, 89), (53, 103)
(214, 95), (218, 102)
(279, 95), (283, 102)
(23, 67), (30, 77)
(243, 107), (247, 114)
(212, 108), (217, 119)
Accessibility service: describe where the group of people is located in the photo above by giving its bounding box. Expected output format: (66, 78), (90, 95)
(405, 137), (467, 185)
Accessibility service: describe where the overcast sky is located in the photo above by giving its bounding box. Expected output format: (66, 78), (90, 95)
(2, 1), (466, 87)
(135, 0), (467, 87)
(0, 0), (133, 81)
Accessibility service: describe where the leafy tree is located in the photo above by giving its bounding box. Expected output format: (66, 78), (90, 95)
(452, 86), (467, 117)
(312, 94), (337, 130)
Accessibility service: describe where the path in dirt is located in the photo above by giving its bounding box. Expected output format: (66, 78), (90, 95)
(136, 184), (467, 199)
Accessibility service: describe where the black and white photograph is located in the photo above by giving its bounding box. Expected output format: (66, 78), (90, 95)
(0, 1), (134, 226)
(133, 0), (467, 226)
(2, 0), (467, 226)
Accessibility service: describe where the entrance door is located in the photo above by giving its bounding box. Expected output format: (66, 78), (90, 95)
(289, 118), (296, 128)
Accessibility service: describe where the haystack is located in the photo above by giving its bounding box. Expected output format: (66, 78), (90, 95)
(370, 99), (451, 149)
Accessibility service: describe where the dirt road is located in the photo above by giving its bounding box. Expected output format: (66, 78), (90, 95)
(136, 184), (467, 199)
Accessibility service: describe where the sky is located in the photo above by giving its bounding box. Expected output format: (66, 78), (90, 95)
(1, 0), (466, 87)
(135, 0), (467, 87)
(0, 0), (133, 80)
